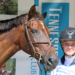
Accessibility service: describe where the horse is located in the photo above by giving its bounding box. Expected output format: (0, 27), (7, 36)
(0, 5), (58, 74)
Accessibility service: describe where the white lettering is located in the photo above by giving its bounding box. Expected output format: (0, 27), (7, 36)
(49, 14), (59, 19)
(48, 7), (62, 57)
(49, 20), (59, 25)
(49, 7), (62, 13)
(49, 26), (59, 31)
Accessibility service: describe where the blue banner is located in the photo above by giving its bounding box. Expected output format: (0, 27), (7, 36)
(39, 3), (69, 75)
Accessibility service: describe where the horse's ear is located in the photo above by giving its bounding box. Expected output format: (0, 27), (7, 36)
(42, 12), (47, 19)
(28, 4), (36, 20)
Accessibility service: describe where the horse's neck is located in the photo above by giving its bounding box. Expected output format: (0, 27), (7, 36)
(0, 25), (23, 66)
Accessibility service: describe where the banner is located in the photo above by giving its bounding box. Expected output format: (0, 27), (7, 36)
(0, 0), (75, 75)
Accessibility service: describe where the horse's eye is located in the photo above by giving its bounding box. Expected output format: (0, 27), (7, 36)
(31, 29), (38, 33)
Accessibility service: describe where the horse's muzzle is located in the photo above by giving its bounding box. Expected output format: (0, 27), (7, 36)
(38, 54), (58, 71)
(43, 56), (58, 71)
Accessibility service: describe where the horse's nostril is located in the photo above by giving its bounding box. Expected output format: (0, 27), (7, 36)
(47, 60), (52, 66)
(46, 58), (53, 66)
(48, 58), (53, 64)
(47, 57), (58, 67)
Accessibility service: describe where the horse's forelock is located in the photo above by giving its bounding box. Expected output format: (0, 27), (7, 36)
(33, 12), (44, 20)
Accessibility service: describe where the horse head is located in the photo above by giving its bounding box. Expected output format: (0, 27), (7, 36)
(21, 5), (58, 71)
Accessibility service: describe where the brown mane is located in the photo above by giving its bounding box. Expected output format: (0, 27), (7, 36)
(0, 14), (27, 31)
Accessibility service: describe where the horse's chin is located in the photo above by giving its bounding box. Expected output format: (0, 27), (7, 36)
(44, 63), (56, 71)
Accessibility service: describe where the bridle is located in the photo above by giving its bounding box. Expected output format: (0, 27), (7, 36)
(21, 18), (53, 75)
(22, 18), (53, 64)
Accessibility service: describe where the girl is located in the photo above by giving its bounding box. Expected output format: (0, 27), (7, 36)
(59, 27), (75, 66)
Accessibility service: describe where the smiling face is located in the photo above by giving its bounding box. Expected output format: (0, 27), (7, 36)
(62, 41), (75, 57)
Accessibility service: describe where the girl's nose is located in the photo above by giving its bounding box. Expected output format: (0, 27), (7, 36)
(69, 45), (72, 48)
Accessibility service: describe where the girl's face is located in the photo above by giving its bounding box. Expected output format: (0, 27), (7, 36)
(62, 41), (75, 58)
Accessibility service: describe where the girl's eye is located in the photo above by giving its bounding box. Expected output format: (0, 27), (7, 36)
(72, 43), (75, 45)
(31, 29), (38, 33)
(64, 43), (68, 45)
(72, 43), (75, 46)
